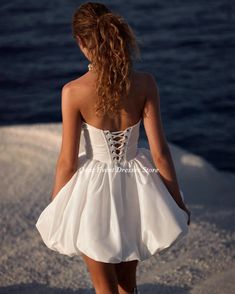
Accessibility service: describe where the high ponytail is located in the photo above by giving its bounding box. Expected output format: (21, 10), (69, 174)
(72, 2), (140, 117)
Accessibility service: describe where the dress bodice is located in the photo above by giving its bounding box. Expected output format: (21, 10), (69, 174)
(81, 119), (141, 165)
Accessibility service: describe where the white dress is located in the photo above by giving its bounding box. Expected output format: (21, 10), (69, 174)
(35, 118), (189, 263)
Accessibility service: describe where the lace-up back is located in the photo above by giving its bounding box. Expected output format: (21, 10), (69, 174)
(104, 128), (131, 163)
(81, 119), (141, 165)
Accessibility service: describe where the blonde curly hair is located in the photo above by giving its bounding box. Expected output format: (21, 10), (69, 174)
(72, 2), (140, 117)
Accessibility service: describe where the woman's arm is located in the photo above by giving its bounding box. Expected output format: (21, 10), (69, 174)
(50, 83), (82, 201)
(143, 73), (190, 213)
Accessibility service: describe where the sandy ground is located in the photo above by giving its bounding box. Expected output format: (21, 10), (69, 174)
(0, 123), (234, 294)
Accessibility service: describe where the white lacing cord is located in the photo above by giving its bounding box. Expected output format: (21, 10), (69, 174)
(104, 129), (130, 162)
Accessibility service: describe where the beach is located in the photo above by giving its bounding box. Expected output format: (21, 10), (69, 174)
(0, 123), (234, 293)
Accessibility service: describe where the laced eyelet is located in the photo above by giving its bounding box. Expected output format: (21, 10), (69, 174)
(104, 128), (130, 164)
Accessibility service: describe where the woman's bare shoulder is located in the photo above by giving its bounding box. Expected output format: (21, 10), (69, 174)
(132, 70), (158, 94)
(132, 70), (156, 84)
(63, 71), (90, 88)
(59, 75), (92, 114)
(62, 72), (92, 99)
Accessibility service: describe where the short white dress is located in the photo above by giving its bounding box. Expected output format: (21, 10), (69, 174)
(35, 118), (189, 263)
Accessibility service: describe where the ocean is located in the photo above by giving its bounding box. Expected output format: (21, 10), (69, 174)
(0, 0), (234, 172)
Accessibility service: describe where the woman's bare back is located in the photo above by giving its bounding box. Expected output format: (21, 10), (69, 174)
(67, 69), (149, 132)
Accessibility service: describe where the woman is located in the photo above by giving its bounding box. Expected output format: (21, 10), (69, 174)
(36, 2), (191, 294)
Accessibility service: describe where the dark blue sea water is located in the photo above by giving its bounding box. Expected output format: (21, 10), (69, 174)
(0, 0), (234, 172)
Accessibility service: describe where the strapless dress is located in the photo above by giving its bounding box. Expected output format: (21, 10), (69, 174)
(35, 118), (189, 263)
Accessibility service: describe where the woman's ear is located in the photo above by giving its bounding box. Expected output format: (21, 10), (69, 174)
(76, 35), (84, 48)
(75, 35), (92, 62)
